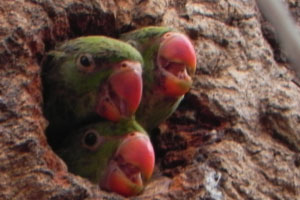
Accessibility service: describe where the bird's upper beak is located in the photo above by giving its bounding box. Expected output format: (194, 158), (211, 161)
(96, 61), (143, 121)
(100, 132), (155, 197)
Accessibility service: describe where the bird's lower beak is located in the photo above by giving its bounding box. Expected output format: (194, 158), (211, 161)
(100, 132), (155, 197)
(157, 32), (196, 97)
(96, 61), (143, 121)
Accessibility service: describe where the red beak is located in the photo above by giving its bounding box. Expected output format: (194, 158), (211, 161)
(96, 61), (143, 121)
(157, 32), (197, 97)
(101, 132), (155, 197)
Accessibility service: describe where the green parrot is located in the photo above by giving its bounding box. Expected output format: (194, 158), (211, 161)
(120, 26), (197, 131)
(42, 36), (144, 147)
(56, 119), (155, 197)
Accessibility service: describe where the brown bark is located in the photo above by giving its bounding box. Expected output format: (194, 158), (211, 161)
(0, 0), (299, 199)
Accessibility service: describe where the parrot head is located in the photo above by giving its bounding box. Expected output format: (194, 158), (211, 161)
(121, 26), (197, 97)
(57, 120), (155, 197)
(43, 36), (143, 123)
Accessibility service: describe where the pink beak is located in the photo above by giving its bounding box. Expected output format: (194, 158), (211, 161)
(100, 132), (155, 197)
(157, 32), (197, 97)
(96, 61), (143, 121)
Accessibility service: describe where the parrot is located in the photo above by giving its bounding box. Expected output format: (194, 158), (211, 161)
(42, 36), (144, 147)
(120, 26), (197, 131)
(56, 119), (155, 197)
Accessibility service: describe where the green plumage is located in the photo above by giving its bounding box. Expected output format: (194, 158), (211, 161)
(42, 36), (143, 147)
(56, 119), (146, 183)
(120, 27), (184, 131)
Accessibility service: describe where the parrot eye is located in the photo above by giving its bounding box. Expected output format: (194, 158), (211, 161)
(80, 56), (90, 67)
(85, 132), (97, 146)
(82, 129), (104, 151)
(77, 53), (95, 73)
(121, 62), (128, 68)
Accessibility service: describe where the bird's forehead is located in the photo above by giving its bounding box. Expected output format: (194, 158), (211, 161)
(63, 46), (139, 65)
(125, 27), (172, 41)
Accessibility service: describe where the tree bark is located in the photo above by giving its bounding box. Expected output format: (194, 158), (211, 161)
(0, 0), (299, 199)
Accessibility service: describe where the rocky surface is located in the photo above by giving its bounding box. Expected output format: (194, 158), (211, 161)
(0, 0), (300, 199)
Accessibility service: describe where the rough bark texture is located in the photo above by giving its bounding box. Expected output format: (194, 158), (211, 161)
(1, 0), (300, 199)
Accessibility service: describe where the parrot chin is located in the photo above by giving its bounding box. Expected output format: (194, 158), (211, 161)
(100, 132), (155, 197)
(157, 32), (196, 97)
(96, 61), (143, 121)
